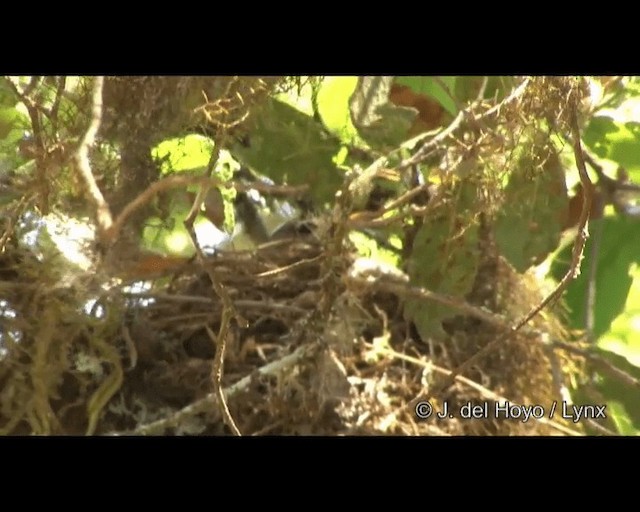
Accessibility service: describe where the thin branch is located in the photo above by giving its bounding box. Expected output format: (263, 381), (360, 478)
(183, 140), (243, 436)
(205, 324), (240, 436)
(124, 292), (307, 314)
(73, 77), (113, 237)
(106, 174), (221, 244)
(347, 275), (540, 336)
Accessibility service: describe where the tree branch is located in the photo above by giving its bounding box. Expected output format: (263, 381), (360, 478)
(73, 77), (113, 237)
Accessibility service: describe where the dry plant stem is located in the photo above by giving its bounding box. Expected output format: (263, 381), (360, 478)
(377, 345), (583, 436)
(183, 143), (242, 436)
(427, 109), (594, 401)
(123, 343), (317, 435)
(72, 77), (114, 237)
(125, 292), (307, 314)
(348, 277), (529, 334)
(205, 324), (239, 435)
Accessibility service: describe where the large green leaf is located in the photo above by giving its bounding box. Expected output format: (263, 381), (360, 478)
(597, 262), (640, 368)
(584, 115), (640, 181)
(404, 181), (480, 340)
(494, 152), (567, 272)
(316, 76), (360, 144)
(592, 351), (640, 435)
(554, 216), (640, 342)
(231, 97), (343, 206)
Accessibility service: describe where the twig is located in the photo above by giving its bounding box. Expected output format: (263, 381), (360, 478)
(397, 109), (466, 171)
(183, 143), (243, 436)
(106, 174), (221, 244)
(427, 99), (594, 401)
(254, 255), (322, 278)
(347, 276), (536, 335)
(374, 344), (583, 436)
(72, 77), (113, 237)
(205, 324), (239, 436)
(123, 292), (307, 314)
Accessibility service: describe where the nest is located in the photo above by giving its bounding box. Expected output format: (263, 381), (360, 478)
(0, 227), (582, 436)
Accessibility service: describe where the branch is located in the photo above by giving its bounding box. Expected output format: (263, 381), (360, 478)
(346, 275), (540, 336)
(73, 77), (113, 237)
(183, 141), (243, 436)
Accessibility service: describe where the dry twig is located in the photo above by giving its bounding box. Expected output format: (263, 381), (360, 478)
(73, 77), (114, 237)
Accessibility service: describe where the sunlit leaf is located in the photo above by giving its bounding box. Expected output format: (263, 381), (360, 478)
(555, 216), (640, 341)
(316, 76), (360, 144)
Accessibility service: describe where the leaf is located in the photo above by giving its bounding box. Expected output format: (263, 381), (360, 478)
(231, 97), (343, 205)
(394, 76), (457, 116)
(404, 181), (481, 339)
(494, 151), (568, 272)
(555, 216), (640, 341)
(584, 115), (640, 181)
(152, 134), (214, 174)
(596, 262), (640, 368)
(316, 76), (360, 144)
(607, 401), (640, 435)
(588, 350), (640, 434)
(349, 76), (416, 150)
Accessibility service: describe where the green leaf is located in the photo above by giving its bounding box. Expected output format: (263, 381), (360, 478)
(316, 77), (360, 144)
(589, 350), (640, 434)
(395, 76), (458, 116)
(0, 106), (25, 142)
(231, 97), (343, 205)
(494, 152), (567, 272)
(349, 76), (416, 151)
(584, 115), (640, 179)
(597, 262), (640, 368)
(554, 216), (640, 341)
(404, 181), (481, 339)
(152, 134), (214, 174)
(608, 401), (640, 435)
